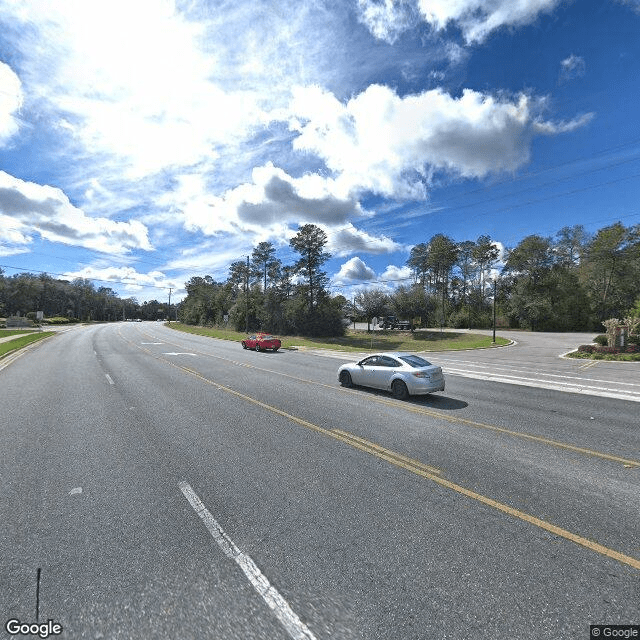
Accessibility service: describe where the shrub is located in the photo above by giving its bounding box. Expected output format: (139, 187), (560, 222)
(593, 334), (608, 346)
(578, 344), (639, 355)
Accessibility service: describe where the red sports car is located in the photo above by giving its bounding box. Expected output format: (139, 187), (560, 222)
(241, 333), (281, 352)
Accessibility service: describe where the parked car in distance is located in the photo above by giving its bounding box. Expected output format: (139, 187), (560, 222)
(241, 333), (281, 352)
(338, 352), (445, 399)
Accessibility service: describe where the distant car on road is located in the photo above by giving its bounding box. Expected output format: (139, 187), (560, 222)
(338, 352), (445, 400)
(241, 333), (281, 352)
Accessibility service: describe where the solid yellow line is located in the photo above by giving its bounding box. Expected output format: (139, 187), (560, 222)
(121, 330), (640, 570)
(332, 429), (442, 475)
(140, 326), (640, 468)
(167, 358), (640, 571)
(370, 396), (640, 468)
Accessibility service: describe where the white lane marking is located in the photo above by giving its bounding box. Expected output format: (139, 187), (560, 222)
(105, 374), (114, 385)
(446, 369), (640, 402)
(69, 487), (82, 495)
(179, 481), (317, 640)
(163, 352), (197, 356)
(436, 358), (640, 389)
(141, 342), (164, 345)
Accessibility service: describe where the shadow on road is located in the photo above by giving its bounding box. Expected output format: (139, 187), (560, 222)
(346, 385), (468, 410)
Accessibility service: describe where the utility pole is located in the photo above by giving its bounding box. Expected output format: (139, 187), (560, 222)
(168, 287), (172, 323)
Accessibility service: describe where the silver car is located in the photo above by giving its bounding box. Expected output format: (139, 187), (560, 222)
(337, 352), (445, 400)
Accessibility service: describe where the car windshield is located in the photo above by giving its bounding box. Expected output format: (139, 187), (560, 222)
(399, 355), (432, 368)
(261, 335), (275, 340)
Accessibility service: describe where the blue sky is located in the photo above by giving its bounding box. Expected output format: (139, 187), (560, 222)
(0, 0), (639, 302)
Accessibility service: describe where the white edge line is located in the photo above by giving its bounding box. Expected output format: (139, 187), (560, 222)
(178, 481), (318, 640)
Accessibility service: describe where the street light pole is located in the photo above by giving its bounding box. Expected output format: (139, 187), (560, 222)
(492, 279), (497, 344)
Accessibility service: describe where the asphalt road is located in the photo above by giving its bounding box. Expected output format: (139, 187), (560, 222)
(1, 322), (638, 639)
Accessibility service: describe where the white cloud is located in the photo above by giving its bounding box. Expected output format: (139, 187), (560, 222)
(357, 0), (563, 44)
(0, 61), (22, 145)
(380, 264), (413, 283)
(418, 0), (563, 43)
(290, 84), (592, 199)
(328, 223), (403, 256)
(334, 257), (377, 284)
(1, 1), (270, 179)
(170, 163), (366, 237)
(559, 54), (586, 83)
(61, 264), (183, 302)
(355, 0), (418, 44)
(0, 171), (152, 254)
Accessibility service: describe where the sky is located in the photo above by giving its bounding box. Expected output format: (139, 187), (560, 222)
(1, 0), (639, 303)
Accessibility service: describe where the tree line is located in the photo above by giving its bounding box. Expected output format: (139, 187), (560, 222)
(2, 220), (639, 334)
(181, 221), (640, 335)
(180, 224), (346, 336)
(0, 271), (174, 322)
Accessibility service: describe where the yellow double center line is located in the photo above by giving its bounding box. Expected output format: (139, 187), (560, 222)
(123, 329), (640, 570)
(155, 365), (640, 571)
(141, 327), (640, 469)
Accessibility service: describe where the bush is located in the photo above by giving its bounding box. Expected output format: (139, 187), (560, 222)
(578, 344), (639, 354)
(593, 334), (608, 346)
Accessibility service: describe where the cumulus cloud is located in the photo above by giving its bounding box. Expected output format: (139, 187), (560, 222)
(380, 264), (413, 283)
(0, 62), (22, 145)
(0, 1), (270, 179)
(290, 84), (592, 199)
(334, 257), (377, 284)
(357, 0), (563, 44)
(173, 163), (366, 237)
(0, 172), (152, 254)
(328, 223), (403, 256)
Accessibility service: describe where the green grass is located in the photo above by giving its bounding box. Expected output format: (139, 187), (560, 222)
(565, 351), (640, 362)
(0, 332), (56, 357)
(0, 329), (39, 337)
(166, 322), (510, 352)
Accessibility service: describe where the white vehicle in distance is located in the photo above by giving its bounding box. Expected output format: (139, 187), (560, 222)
(338, 352), (445, 400)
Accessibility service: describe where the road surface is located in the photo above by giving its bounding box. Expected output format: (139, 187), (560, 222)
(1, 322), (638, 639)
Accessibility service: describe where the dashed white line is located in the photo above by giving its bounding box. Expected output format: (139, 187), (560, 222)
(105, 374), (114, 385)
(179, 481), (317, 640)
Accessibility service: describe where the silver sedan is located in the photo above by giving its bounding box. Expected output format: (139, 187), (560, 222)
(337, 352), (445, 400)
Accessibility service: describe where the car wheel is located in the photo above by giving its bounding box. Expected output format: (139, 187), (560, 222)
(391, 379), (408, 400)
(255, 344), (261, 352)
(272, 347), (278, 352)
(339, 371), (353, 388)
(242, 342), (247, 349)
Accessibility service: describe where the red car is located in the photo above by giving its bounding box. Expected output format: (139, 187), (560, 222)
(241, 333), (281, 352)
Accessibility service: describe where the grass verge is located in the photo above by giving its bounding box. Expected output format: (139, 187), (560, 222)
(166, 323), (510, 352)
(0, 332), (56, 358)
(0, 329), (39, 337)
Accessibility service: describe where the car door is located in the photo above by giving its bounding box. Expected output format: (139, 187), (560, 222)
(372, 356), (400, 389)
(355, 355), (381, 387)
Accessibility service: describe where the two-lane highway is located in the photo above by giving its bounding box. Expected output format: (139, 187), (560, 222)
(1, 322), (638, 639)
